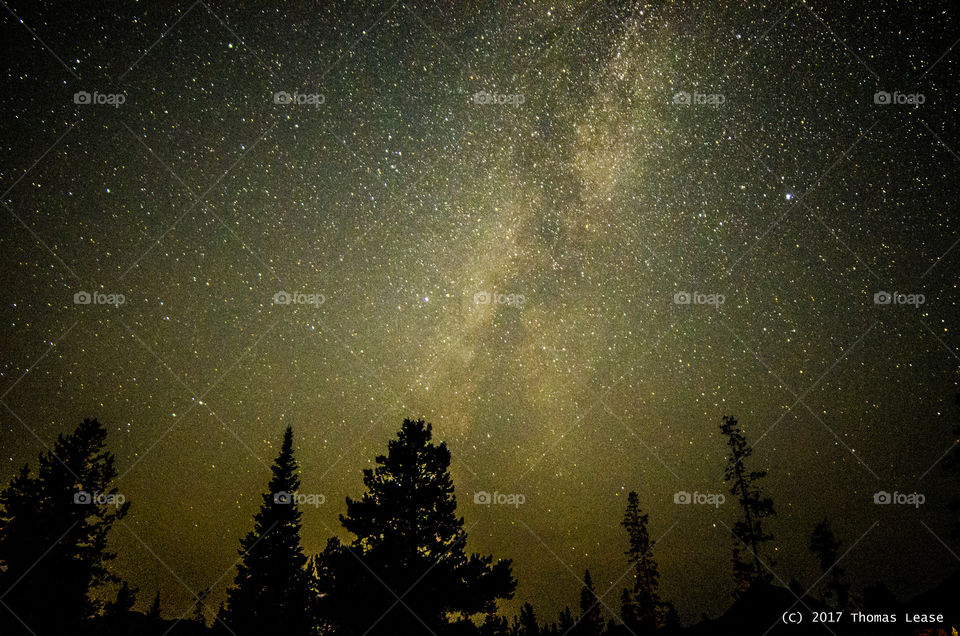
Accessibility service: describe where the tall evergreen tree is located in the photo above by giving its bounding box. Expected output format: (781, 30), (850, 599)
(0, 418), (128, 635)
(719, 416), (776, 597)
(577, 569), (604, 636)
(558, 606), (575, 635)
(322, 418), (515, 635)
(517, 602), (540, 636)
(809, 519), (850, 608)
(620, 491), (677, 633)
(221, 427), (309, 636)
(945, 392), (960, 538)
(621, 491), (659, 632)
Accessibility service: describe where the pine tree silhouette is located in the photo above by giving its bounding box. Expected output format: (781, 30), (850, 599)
(322, 418), (516, 635)
(809, 519), (850, 608)
(146, 590), (162, 621)
(221, 427), (309, 636)
(577, 569), (604, 636)
(619, 491), (677, 633)
(517, 601), (541, 636)
(719, 416), (775, 597)
(0, 418), (128, 635)
(945, 392), (960, 538)
(558, 606), (575, 635)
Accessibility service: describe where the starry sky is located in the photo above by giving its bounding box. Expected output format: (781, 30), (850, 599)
(1, 0), (959, 625)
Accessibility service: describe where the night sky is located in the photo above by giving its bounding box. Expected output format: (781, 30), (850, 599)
(1, 0), (959, 625)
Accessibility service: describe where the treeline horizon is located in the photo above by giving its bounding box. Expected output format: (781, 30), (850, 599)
(1, 402), (959, 636)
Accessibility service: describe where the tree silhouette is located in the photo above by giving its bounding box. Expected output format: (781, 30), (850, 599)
(945, 392), (960, 538)
(306, 537), (343, 635)
(719, 416), (776, 597)
(618, 588), (636, 630)
(557, 606), (575, 635)
(619, 491), (677, 633)
(322, 418), (516, 635)
(577, 569), (604, 636)
(146, 590), (162, 621)
(105, 581), (138, 617)
(479, 611), (510, 636)
(516, 601), (540, 636)
(220, 427), (309, 636)
(0, 418), (129, 635)
(808, 519), (850, 608)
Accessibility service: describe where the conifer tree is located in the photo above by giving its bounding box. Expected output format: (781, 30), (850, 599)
(0, 418), (128, 634)
(621, 491), (660, 631)
(620, 491), (677, 632)
(809, 519), (850, 608)
(719, 416), (776, 596)
(146, 590), (162, 621)
(945, 392), (960, 538)
(577, 569), (604, 636)
(324, 418), (515, 635)
(221, 427), (308, 635)
(558, 606), (575, 635)
(517, 602), (540, 636)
